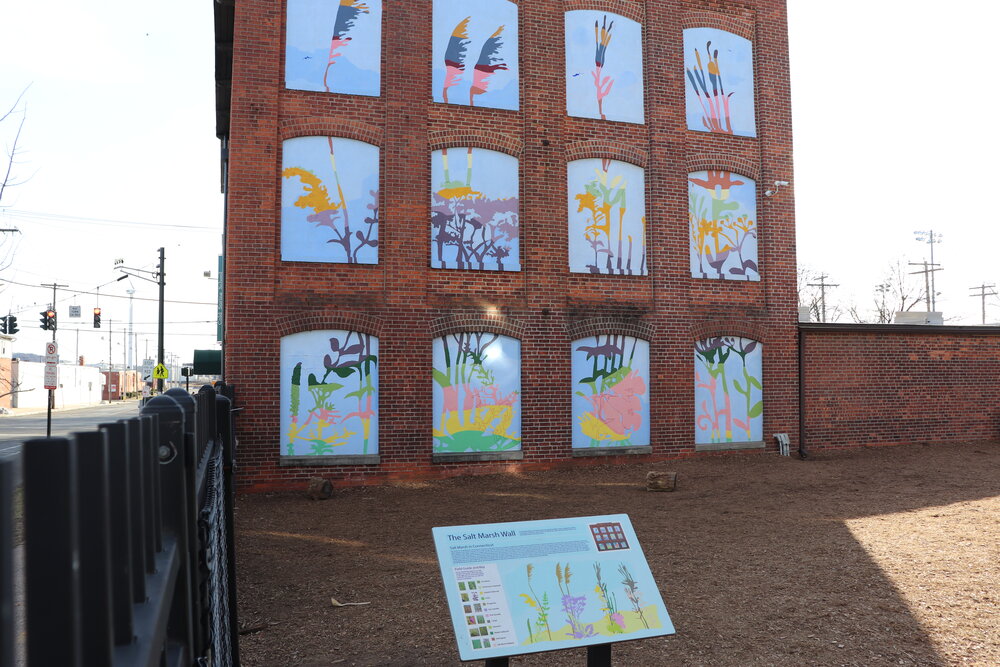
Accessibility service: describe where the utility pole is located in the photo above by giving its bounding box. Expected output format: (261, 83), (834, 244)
(969, 284), (997, 325)
(913, 230), (944, 311)
(908, 261), (941, 312)
(807, 274), (839, 323)
(126, 288), (135, 370)
(115, 247), (166, 394)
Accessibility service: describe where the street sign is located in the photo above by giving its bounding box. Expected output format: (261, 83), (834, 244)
(44, 363), (58, 390)
(142, 359), (155, 380)
(69, 305), (81, 318)
(153, 363), (169, 380)
(44, 341), (59, 365)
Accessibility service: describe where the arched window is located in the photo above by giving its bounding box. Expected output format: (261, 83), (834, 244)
(285, 0), (382, 96)
(572, 335), (650, 449)
(281, 136), (380, 264)
(688, 171), (758, 280)
(565, 10), (644, 124)
(683, 28), (756, 137)
(694, 337), (762, 445)
(431, 148), (520, 271)
(567, 158), (647, 275)
(432, 333), (521, 452)
(281, 330), (379, 456)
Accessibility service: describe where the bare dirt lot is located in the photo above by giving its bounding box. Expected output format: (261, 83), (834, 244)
(235, 443), (1000, 666)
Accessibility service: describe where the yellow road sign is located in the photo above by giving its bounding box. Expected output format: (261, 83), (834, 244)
(153, 363), (169, 379)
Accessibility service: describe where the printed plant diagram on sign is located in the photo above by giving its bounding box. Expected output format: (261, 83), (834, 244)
(431, 148), (519, 271)
(285, 0), (382, 96)
(281, 137), (379, 264)
(683, 28), (756, 137)
(433, 0), (519, 110)
(572, 336), (650, 449)
(695, 337), (762, 444)
(433, 333), (520, 453)
(564, 11), (644, 124)
(688, 170), (758, 280)
(568, 159), (647, 275)
(281, 330), (378, 456)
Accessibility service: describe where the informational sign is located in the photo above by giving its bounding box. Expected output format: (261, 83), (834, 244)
(432, 514), (674, 662)
(44, 341), (58, 364)
(142, 359), (154, 381)
(142, 386), (150, 398)
(153, 363), (169, 380)
(43, 363), (58, 390)
(68, 305), (81, 318)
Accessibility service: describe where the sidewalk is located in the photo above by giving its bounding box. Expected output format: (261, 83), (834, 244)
(0, 399), (140, 418)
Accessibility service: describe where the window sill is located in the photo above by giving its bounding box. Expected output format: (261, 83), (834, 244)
(279, 455), (381, 466)
(432, 451), (524, 463)
(571, 446), (652, 458)
(694, 441), (765, 453)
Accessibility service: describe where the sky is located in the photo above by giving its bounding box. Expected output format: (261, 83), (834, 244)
(1, 1), (998, 376)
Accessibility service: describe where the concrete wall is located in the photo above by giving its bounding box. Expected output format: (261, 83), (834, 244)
(12, 361), (104, 409)
(801, 324), (1000, 450)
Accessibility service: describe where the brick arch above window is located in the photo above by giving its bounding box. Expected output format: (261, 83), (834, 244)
(682, 11), (755, 41)
(275, 308), (384, 339)
(430, 313), (526, 340)
(566, 140), (648, 168)
(428, 130), (523, 157)
(279, 117), (383, 146)
(691, 319), (766, 344)
(567, 317), (655, 342)
(563, 0), (644, 24)
(686, 153), (760, 181)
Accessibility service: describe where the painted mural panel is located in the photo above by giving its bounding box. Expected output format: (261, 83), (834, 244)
(688, 170), (758, 280)
(433, 333), (521, 453)
(683, 28), (756, 137)
(433, 0), (519, 110)
(572, 336), (650, 449)
(694, 337), (762, 445)
(565, 11), (644, 124)
(281, 330), (379, 456)
(281, 136), (379, 264)
(431, 148), (520, 271)
(568, 159), (647, 275)
(285, 0), (382, 96)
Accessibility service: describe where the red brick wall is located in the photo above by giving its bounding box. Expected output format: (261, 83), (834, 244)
(224, 0), (799, 491)
(801, 324), (1000, 450)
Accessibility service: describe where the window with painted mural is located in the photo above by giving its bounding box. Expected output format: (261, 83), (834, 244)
(285, 0), (382, 96)
(568, 159), (647, 275)
(433, 0), (519, 110)
(431, 148), (520, 271)
(572, 335), (650, 449)
(281, 330), (378, 457)
(694, 337), (762, 445)
(281, 136), (379, 264)
(433, 333), (521, 453)
(683, 27), (756, 137)
(565, 10), (644, 124)
(688, 170), (758, 280)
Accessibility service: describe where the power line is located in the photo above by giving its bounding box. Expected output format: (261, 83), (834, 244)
(0, 277), (216, 308)
(969, 283), (997, 325)
(0, 208), (221, 232)
(807, 274), (839, 322)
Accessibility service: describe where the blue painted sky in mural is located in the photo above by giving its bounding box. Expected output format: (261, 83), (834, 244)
(281, 137), (379, 264)
(285, 0), (382, 96)
(432, 0), (519, 110)
(565, 11), (644, 124)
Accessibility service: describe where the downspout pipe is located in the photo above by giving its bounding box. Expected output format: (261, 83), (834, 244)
(797, 325), (808, 459)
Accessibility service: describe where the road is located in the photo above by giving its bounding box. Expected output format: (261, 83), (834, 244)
(0, 402), (140, 485)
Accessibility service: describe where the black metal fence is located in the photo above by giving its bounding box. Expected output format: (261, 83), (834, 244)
(1, 386), (239, 667)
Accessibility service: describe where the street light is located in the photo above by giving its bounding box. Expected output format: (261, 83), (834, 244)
(913, 230), (943, 311)
(115, 248), (166, 393)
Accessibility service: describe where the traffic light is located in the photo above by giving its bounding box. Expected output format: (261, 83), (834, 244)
(39, 309), (56, 331)
(93, 307), (102, 328)
(8, 316), (17, 334)
(0, 316), (7, 334)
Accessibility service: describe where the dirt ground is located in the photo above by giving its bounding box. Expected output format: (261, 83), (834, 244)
(235, 442), (1000, 666)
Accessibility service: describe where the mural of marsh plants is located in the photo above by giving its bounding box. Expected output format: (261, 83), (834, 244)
(689, 170), (758, 280)
(568, 159), (647, 275)
(683, 27), (756, 137)
(280, 330), (378, 457)
(431, 147), (520, 271)
(518, 560), (662, 645)
(572, 335), (650, 449)
(285, 0), (382, 96)
(281, 136), (379, 264)
(565, 11), (644, 124)
(433, 0), (519, 110)
(694, 336), (763, 445)
(432, 333), (521, 453)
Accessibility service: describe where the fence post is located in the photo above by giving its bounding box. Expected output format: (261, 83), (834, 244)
(142, 394), (195, 659)
(22, 437), (82, 667)
(120, 417), (149, 598)
(99, 421), (135, 645)
(0, 459), (14, 667)
(73, 430), (115, 665)
(216, 389), (241, 667)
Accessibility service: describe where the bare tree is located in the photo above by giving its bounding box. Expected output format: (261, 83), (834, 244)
(0, 87), (29, 274)
(848, 260), (927, 324)
(797, 267), (843, 322)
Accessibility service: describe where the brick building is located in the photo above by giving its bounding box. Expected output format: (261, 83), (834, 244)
(215, 0), (800, 491)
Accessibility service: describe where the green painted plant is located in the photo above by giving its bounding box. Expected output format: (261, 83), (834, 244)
(618, 563), (649, 629)
(594, 562), (625, 633)
(519, 563), (552, 642)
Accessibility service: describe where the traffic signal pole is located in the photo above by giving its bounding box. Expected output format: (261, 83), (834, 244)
(40, 282), (67, 436)
(157, 247), (165, 394)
